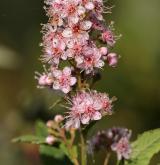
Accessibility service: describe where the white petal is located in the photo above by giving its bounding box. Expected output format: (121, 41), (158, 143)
(62, 28), (73, 38)
(80, 21), (92, 30)
(59, 41), (66, 50)
(95, 60), (104, 68)
(70, 77), (77, 86)
(92, 111), (102, 121)
(81, 114), (90, 124)
(74, 119), (80, 129)
(75, 56), (83, 64)
(52, 70), (62, 78)
(58, 18), (63, 26)
(66, 39), (75, 48)
(69, 16), (79, 25)
(63, 67), (71, 75)
(65, 49), (74, 58)
(85, 2), (94, 10)
(62, 86), (70, 93)
(52, 39), (59, 47)
(61, 53), (67, 60)
(77, 6), (86, 15)
(53, 81), (60, 90)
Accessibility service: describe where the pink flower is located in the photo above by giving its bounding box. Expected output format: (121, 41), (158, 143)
(65, 91), (113, 129)
(52, 67), (77, 93)
(65, 42), (84, 58)
(62, 20), (92, 45)
(111, 137), (132, 160)
(76, 46), (104, 74)
(102, 30), (115, 46)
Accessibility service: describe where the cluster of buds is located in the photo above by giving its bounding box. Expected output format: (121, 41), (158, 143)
(45, 114), (77, 147)
(36, 0), (120, 129)
(45, 115), (65, 145)
(88, 127), (132, 160)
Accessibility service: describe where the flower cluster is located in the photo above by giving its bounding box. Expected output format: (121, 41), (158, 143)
(35, 66), (76, 93)
(36, 0), (120, 129)
(37, 0), (119, 89)
(45, 115), (65, 145)
(65, 91), (113, 129)
(88, 127), (132, 160)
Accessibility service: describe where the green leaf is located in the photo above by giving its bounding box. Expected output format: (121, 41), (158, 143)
(35, 121), (48, 137)
(12, 135), (45, 144)
(60, 143), (70, 157)
(126, 129), (160, 165)
(40, 145), (65, 159)
(60, 143), (78, 162)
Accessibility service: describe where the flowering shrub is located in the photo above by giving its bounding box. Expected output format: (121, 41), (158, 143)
(13, 0), (160, 165)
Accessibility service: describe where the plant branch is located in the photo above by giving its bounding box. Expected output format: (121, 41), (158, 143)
(80, 128), (87, 165)
(103, 152), (111, 165)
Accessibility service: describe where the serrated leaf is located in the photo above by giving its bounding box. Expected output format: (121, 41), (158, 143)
(12, 135), (45, 144)
(40, 145), (65, 159)
(35, 121), (48, 137)
(126, 129), (160, 165)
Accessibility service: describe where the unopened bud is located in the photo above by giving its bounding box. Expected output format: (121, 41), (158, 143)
(38, 75), (47, 86)
(46, 135), (56, 145)
(46, 120), (53, 128)
(107, 53), (118, 67)
(45, 76), (53, 85)
(100, 47), (108, 55)
(54, 115), (64, 123)
(85, 2), (95, 10)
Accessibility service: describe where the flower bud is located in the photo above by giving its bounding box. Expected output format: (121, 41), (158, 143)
(46, 135), (56, 145)
(85, 2), (95, 10)
(107, 53), (118, 67)
(46, 120), (53, 128)
(45, 76), (53, 85)
(102, 30), (115, 46)
(38, 75), (47, 86)
(54, 115), (64, 123)
(100, 47), (108, 55)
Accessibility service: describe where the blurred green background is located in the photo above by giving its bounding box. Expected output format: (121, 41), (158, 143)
(0, 0), (160, 164)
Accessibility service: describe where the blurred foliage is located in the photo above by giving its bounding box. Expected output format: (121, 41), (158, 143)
(0, 0), (160, 164)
